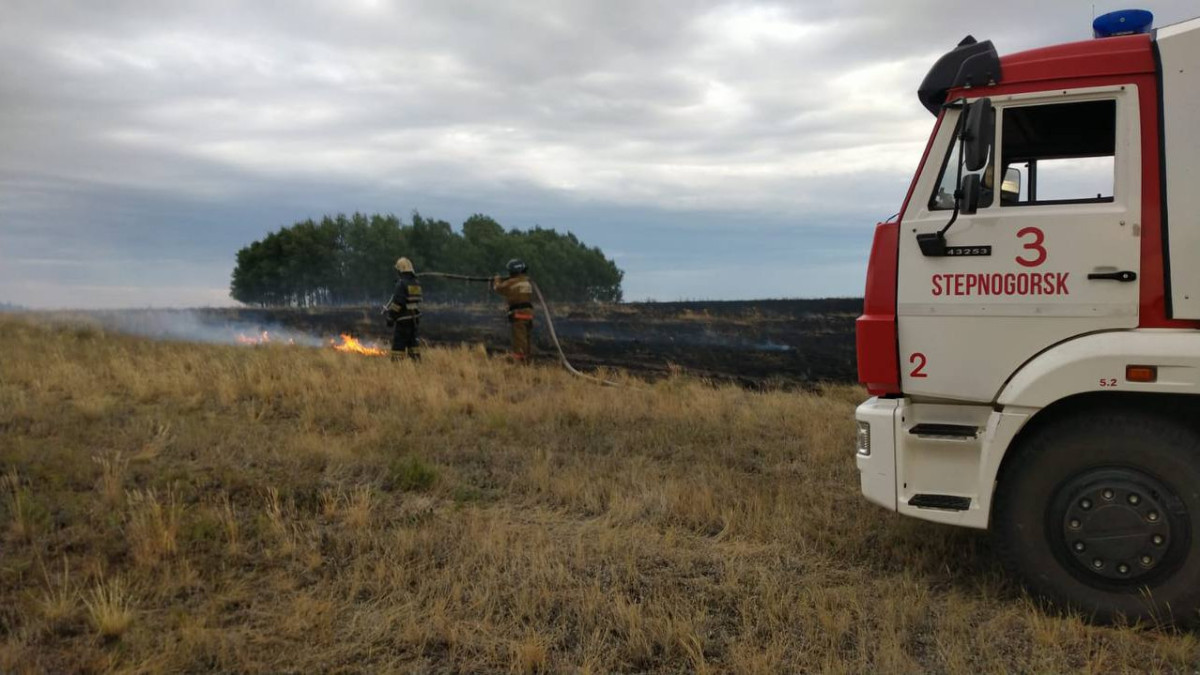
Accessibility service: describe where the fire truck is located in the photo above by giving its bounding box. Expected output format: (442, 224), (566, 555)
(854, 10), (1200, 623)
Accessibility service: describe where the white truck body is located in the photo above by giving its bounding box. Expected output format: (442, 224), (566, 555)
(1160, 18), (1200, 319)
(857, 17), (1200, 530)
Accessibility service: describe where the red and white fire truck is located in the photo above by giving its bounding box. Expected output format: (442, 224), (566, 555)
(855, 11), (1200, 623)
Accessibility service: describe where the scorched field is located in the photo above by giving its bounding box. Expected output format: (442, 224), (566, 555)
(1, 314), (1197, 672)
(109, 298), (863, 389)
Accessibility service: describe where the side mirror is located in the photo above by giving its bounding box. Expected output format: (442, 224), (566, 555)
(962, 98), (994, 172)
(1001, 167), (1021, 202)
(916, 232), (947, 256)
(960, 174), (982, 215)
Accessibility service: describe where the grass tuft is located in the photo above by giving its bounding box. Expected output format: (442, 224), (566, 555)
(125, 487), (182, 568)
(342, 485), (373, 530)
(83, 578), (133, 640)
(213, 492), (240, 555)
(92, 451), (128, 507)
(35, 559), (77, 626)
(263, 486), (299, 555)
(387, 455), (438, 492)
(1, 469), (34, 543)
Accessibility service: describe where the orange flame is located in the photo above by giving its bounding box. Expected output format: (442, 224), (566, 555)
(331, 333), (386, 356)
(237, 331), (271, 345)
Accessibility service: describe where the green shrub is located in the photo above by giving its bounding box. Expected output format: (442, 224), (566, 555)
(386, 456), (437, 492)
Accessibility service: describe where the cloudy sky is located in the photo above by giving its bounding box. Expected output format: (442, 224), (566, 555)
(2, 0), (1195, 307)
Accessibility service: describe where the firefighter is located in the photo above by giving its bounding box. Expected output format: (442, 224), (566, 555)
(491, 258), (534, 361)
(385, 257), (422, 361)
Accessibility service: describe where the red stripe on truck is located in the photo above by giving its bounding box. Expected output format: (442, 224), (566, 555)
(857, 222), (900, 396)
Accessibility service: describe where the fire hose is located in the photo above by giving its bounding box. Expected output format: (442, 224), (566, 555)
(417, 271), (625, 387)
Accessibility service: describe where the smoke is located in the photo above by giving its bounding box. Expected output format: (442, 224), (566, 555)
(76, 309), (328, 347)
(45, 305), (802, 356)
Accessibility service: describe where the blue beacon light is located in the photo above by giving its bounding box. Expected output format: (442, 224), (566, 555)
(1093, 9), (1154, 38)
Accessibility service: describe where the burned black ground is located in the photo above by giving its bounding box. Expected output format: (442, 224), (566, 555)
(199, 298), (861, 388)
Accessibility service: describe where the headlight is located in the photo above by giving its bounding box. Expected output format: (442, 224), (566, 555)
(856, 421), (871, 456)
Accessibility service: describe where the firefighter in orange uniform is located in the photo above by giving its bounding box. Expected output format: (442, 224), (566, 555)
(386, 257), (422, 361)
(491, 259), (534, 360)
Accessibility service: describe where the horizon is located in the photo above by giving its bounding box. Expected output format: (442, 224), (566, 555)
(0, 294), (867, 311)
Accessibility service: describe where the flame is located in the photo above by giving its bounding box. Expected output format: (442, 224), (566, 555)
(331, 333), (387, 356)
(237, 331), (271, 345)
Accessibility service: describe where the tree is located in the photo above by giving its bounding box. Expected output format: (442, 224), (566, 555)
(229, 212), (623, 306)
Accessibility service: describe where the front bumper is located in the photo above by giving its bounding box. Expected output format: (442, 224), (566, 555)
(855, 396), (900, 511)
(856, 396), (1031, 530)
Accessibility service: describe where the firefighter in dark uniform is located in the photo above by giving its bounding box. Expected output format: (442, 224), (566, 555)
(491, 259), (534, 361)
(386, 257), (422, 361)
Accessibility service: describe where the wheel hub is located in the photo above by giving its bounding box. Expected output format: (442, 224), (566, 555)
(1060, 472), (1175, 582)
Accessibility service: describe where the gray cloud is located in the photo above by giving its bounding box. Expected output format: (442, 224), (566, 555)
(1, 0), (1196, 307)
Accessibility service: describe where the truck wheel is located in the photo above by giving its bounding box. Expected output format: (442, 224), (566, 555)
(992, 409), (1200, 625)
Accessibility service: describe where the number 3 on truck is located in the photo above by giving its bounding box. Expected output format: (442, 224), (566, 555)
(1015, 227), (1047, 267)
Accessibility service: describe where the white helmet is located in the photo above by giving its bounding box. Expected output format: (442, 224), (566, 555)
(395, 257), (414, 273)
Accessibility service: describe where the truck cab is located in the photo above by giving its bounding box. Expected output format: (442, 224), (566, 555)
(855, 12), (1200, 624)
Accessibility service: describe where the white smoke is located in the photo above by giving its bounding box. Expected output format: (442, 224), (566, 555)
(74, 309), (328, 347)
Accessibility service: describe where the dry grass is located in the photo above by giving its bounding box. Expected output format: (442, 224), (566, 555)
(82, 578), (134, 640)
(1, 314), (1197, 671)
(34, 559), (77, 627)
(124, 487), (182, 568)
(92, 451), (128, 507)
(2, 468), (34, 543)
(209, 491), (241, 555)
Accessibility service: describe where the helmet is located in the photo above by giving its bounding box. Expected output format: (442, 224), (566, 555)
(395, 257), (414, 273)
(506, 258), (527, 276)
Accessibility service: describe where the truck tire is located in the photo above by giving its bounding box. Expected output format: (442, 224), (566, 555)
(992, 409), (1200, 625)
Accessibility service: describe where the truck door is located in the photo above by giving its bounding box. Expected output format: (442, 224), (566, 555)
(897, 86), (1142, 402)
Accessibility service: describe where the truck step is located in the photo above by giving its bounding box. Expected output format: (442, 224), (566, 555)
(908, 423), (979, 439)
(908, 494), (972, 511)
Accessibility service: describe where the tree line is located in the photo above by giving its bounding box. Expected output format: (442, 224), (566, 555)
(229, 212), (624, 307)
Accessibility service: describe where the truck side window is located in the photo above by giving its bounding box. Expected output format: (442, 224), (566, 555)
(999, 99), (1116, 206)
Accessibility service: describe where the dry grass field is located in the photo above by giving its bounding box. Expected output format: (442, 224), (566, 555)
(1, 315), (1198, 672)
